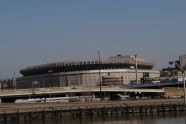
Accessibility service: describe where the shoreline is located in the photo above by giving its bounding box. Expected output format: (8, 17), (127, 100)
(0, 98), (185, 123)
(0, 98), (184, 114)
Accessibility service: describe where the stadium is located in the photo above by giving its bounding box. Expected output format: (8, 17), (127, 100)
(16, 55), (160, 89)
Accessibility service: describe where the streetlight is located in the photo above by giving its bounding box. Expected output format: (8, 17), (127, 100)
(13, 72), (16, 90)
(134, 55), (138, 84)
(98, 51), (102, 101)
(32, 81), (39, 93)
(169, 61), (186, 104)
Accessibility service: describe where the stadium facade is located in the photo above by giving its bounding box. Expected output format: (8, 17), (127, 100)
(16, 55), (160, 89)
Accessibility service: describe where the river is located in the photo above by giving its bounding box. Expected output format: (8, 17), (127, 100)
(1, 112), (185, 124)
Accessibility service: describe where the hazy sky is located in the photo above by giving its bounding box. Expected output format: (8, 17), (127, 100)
(0, 1), (186, 78)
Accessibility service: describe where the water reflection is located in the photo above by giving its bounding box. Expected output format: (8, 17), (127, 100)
(1, 112), (186, 124)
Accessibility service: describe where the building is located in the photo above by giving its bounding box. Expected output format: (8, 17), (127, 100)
(160, 54), (186, 82)
(179, 55), (186, 68)
(160, 67), (182, 82)
(16, 55), (160, 89)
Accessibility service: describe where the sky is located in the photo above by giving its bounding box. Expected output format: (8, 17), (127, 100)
(0, 0), (186, 78)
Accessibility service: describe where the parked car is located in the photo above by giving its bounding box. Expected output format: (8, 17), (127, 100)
(109, 94), (129, 101)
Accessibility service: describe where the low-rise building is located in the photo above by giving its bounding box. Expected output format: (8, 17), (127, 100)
(160, 54), (186, 82)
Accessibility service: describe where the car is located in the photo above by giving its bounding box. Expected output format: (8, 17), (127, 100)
(109, 94), (129, 101)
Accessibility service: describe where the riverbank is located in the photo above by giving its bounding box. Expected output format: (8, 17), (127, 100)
(0, 98), (185, 114)
(1, 110), (186, 124)
(0, 98), (185, 123)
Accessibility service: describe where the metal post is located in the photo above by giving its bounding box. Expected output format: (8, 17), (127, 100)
(14, 72), (16, 90)
(98, 51), (102, 101)
(175, 63), (186, 105)
(135, 55), (138, 84)
(183, 71), (186, 104)
(169, 61), (186, 105)
(13, 72), (16, 90)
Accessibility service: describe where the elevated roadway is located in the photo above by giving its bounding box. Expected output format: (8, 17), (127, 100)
(0, 86), (164, 103)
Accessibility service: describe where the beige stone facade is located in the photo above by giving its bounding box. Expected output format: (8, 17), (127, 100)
(17, 55), (159, 89)
(17, 69), (160, 88)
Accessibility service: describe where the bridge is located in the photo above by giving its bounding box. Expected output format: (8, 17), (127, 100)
(0, 86), (164, 103)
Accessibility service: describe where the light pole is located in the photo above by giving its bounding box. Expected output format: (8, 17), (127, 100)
(13, 72), (16, 90)
(135, 55), (138, 84)
(169, 61), (186, 104)
(98, 51), (102, 101)
(32, 81), (39, 97)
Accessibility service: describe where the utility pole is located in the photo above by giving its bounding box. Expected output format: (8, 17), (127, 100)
(98, 51), (102, 101)
(13, 72), (16, 90)
(182, 71), (186, 104)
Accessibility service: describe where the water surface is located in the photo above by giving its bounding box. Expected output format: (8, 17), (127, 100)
(1, 112), (185, 124)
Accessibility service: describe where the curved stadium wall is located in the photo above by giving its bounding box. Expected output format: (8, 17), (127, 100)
(16, 55), (160, 89)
